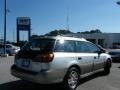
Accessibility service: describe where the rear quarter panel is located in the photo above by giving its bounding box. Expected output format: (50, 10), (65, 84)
(49, 52), (78, 79)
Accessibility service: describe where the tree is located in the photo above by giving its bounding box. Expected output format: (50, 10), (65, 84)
(31, 35), (39, 39)
(45, 29), (73, 36)
(77, 29), (102, 34)
(90, 29), (102, 33)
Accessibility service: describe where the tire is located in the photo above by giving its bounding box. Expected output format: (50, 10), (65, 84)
(104, 60), (111, 75)
(63, 67), (80, 90)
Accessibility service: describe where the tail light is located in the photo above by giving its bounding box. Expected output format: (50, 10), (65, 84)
(34, 53), (54, 63)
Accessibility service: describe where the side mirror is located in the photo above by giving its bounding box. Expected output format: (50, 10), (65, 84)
(96, 45), (106, 53)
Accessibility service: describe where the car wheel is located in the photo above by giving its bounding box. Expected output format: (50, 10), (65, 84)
(63, 67), (80, 90)
(104, 59), (111, 75)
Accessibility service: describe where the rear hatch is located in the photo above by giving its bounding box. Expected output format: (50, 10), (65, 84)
(15, 38), (55, 72)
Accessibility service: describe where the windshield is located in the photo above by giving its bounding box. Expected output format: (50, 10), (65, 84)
(21, 39), (55, 52)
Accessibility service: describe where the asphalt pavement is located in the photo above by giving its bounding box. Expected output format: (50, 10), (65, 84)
(0, 56), (120, 90)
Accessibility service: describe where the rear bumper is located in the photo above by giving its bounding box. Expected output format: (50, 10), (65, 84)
(11, 65), (64, 84)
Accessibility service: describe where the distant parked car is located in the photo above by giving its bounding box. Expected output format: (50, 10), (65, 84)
(0, 44), (20, 56)
(107, 49), (120, 61)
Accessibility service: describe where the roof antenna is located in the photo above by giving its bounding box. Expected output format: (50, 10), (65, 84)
(66, 0), (70, 31)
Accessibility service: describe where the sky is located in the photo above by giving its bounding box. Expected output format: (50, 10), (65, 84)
(0, 0), (120, 41)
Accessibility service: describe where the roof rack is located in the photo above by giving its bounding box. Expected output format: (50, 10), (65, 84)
(56, 34), (87, 41)
(57, 34), (81, 38)
(31, 34), (86, 41)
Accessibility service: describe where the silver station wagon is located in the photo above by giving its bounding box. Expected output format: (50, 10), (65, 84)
(11, 36), (112, 90)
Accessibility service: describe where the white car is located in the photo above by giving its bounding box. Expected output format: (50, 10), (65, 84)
(0, 44), (20, 56)
(11, 36), (112, 90)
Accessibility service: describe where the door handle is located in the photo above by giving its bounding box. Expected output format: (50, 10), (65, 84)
(78, 57), (82, 60)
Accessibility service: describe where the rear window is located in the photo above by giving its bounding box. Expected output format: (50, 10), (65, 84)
(21, 39), (55, 52)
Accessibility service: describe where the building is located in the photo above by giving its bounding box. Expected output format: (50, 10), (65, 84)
(66, 33), (120, 49)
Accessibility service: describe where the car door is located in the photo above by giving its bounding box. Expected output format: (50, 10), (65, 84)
(87, 43), (105, 71)
(76, 41), (95, 74)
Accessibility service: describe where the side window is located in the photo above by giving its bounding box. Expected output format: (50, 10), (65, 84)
(76, 41), (100, 53)
(86, 42), (100, 53)
(76, 41), (89, 53)
(54, 40), (76, 52)
(6, 45), (12, 48)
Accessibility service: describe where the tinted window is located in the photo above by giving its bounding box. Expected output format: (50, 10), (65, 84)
(76, 41), (100, 53)
(76, 41), (89, 53)
(86, 42), (100, 53)
(21, 39), (55, 52)
(54, 40), (76, 52)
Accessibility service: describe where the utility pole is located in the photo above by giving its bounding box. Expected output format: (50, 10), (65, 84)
(66, 3), (70, 31)
(3, 0), (7, 56)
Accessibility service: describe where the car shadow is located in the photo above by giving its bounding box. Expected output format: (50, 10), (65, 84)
(0, 71), (106, 90)
(112, 60), (120, 63)
(0, 80), (64, 90)
(78, 71), (107, 85)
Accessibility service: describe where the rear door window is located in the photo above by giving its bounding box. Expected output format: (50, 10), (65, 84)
(54, 40), (76, 52)
(76, 41), (89, 53)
